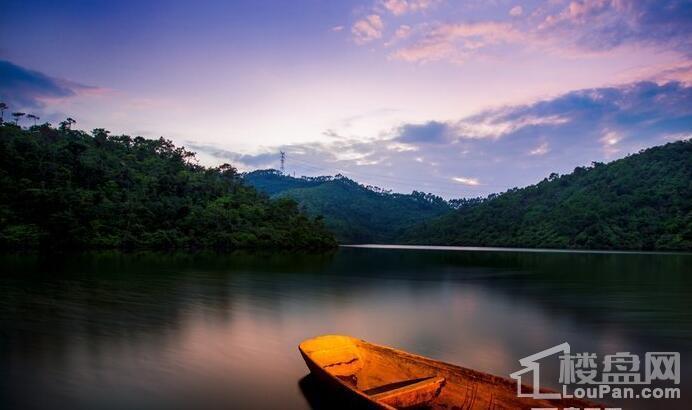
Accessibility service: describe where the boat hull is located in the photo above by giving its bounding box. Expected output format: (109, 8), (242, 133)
(299, 334), (603, 410)
(300, 348), (390, 409)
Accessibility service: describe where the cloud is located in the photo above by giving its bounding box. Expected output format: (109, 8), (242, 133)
(385, 24), (413, 47)
(471, 81), (690, 122)
(509, 5), (523, 17)
(395, 121), (451, 144)
(382, 0), (692, 65)
(389, 37), (459, 63)
(599, 129), (623, 156)
(529, 142), (550, 156)
(0, 60), (100, 109)
(331, 25), (345, 32)
(395, 24), (412, 37)
(535, 0), (692, 54)
(455, 114), (570, 139)
(185, 143), (279, 169)
(191, 81), (692, 198)
(617, 60), (692, 85)
(390, 21), (523, 63)
(382, 0), (408, 15)
(381, 0), (437, 16)
(387, 142), (419, 152)
(395, 24), (412, 39)
(352, 14), (384, 44)
(452, 176), (480, 186)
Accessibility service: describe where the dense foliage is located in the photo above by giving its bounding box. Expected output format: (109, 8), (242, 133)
(3, 119), (687, 251)
(0, 124), (336, 250)
(244, 170), (451, 243)
(401, 140), (692, 251)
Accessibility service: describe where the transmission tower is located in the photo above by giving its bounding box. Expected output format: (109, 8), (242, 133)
(280, 151), (286, 174)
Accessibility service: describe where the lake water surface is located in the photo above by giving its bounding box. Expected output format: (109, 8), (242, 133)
(1, 246), (690, 409)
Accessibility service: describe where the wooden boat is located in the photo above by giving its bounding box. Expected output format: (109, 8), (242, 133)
(299, 334), (602, 409)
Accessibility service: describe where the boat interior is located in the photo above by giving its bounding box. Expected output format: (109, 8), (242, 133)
(299, 335), (600, 410)
(300, 335), (460, 408)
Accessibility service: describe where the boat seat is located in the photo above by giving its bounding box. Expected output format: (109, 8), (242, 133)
(364, 376), (445, 408)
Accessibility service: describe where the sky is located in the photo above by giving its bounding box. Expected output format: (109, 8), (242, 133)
(1, 0), (691, 198)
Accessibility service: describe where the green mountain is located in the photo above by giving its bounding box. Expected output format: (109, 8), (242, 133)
(401, 140), (692, 251)
(244, 170), (451, 243)
(6, 120), (686, 251)
(0, 124), (335, 250)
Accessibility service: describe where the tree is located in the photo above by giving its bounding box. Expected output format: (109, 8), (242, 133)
(27, 114), (40, 126)
(243, 169), (452, 243)
(60, 117), (77, 131)
(11, 112), (25, 125)
(401, 140), (692, 251)
(92, 128), (110, 137)
(0, 122), (336, 251)
(0, 102), (6, 124)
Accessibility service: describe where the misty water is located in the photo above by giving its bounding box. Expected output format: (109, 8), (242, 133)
(1, 246), (690, 410)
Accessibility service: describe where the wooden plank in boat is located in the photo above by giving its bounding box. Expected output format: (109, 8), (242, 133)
(365, 376), (445, 408)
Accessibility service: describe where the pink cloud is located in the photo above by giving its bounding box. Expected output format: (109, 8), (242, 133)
(617, 60), (692, 85)
(384, 0), (691, 67)
(538, 0), (616, 30)
(390, 22), (524, 64)
(390, 39), (459, 63)
(533, 0), (689, 55)
(434, 22), (523, 43)
(509, 5), (523, 17)
(394, 24), (412, 39)
(352, 14), (384, 44)
(385, 24), (413, 47)
(382, 0), (408, 15)
(381, 0), (437, 16)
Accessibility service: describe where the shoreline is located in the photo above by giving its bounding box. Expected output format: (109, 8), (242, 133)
(341, 243), (692, 256)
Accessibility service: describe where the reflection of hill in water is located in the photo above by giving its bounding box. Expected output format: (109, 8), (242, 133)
(1, 248), (690, 409)
(340, 248), (692, 342)
(2, 249), (691, 348)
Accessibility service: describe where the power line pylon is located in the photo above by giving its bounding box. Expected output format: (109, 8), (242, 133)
(280, 151), (286, 174)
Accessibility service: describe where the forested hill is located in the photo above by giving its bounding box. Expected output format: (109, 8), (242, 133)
(0, 124), (336, 250)
(401, 140), (692, 251)
(244, 170), (451, 243)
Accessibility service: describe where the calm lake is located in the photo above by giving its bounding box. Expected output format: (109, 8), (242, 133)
(1, 246), (690, 409)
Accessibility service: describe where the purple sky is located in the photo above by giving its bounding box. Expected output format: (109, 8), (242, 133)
(1, 0), (691, 198)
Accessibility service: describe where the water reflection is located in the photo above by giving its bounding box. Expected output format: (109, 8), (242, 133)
(1, 248), (690, 409)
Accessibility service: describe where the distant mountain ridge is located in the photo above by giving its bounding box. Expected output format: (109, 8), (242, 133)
(401, 140), (692, 251)
(243, 170), (451, 243)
